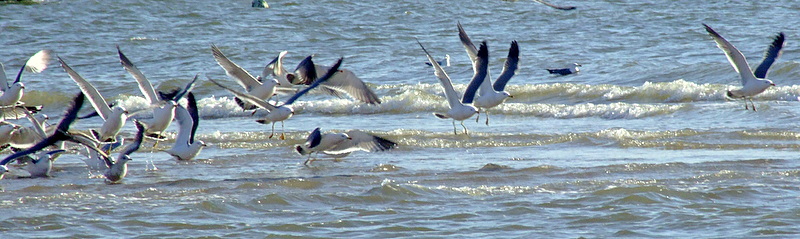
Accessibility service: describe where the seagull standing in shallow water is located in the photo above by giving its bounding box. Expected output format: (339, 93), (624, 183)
(59, 57), (129, 143)
(209, 58), (344, 140)
(703, 24), (783, 111)
(295, 127), (398, 166)
(417, 39), (489, 135)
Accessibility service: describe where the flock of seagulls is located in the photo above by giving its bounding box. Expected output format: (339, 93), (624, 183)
(0, 22), (788, 182)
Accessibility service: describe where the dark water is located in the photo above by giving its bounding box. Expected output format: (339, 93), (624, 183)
(1, 0), (800, 237)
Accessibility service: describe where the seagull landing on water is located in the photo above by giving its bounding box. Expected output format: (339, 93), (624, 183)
(547, 63), (581, 75)
(165, 92), (206, 161)
(295, 127), (398, 166)
(703, 24), (784, 111)
(417, 39), (489, 135)
(103, 120), (146, 183)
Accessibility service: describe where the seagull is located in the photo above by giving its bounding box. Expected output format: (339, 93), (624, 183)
(0, 93), (111, 179)
(211, 44), (281, 112)
(103, 120), (146, 183)
(289, 55), (382, 104)
(59, 57), (129, 143)
(117, 46), (179, 140)
(424, 54), (451, 67)
(264, 51), (295, 87)
(703, 24), (783, 111)
(547, 63), (581, 75)
(209, 57), (344, 140)
(417, 39), (489, 135)
(0, 124), (20, 147)
(457, 22), (520, 125)
(296, 127), (398, 165)
(0, 50), (52, 120)
(6, 111), (50, 149)
(165, 92), (206, 161)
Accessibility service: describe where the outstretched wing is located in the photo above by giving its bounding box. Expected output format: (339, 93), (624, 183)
(211, 44), (262, 92)
(118, 46), (161, 104)
(283, 58), (344, 105)
(753, 32), (785, 79)
(418, 39), (461, 108)
(59, 57), (113, 119)
(208, 78), (277, 111)
(493, 41), (520, 91)
(324, 130), (397, 154)
(461, 42), (489, 104)
(703, 24), (757, 86)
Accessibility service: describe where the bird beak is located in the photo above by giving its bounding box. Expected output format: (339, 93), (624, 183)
(771, 83), (776, 86)
(508, 95), (514, 98)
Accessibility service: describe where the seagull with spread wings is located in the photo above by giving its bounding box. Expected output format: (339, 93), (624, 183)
(295, 127), (397, 166)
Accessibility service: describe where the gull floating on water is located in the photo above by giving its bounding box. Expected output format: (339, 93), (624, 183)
(457, 22), (520, 125)
(165, 92), (206, 161)
(117, 46), (179, 140)
(0, 93), (110, 179)
(0, 50), (52, 121)
(209, 58), (344, 140)
(533, 0), (576, 10)
(211, 44), (281, 112)
(424, 54), (451, 67)
(295, 127), (398, 165)
(103, 120), (145, 182)
(417, 39), (489, 135)
(59, 57), (129, 142)
(547, 63), (581, 75)
(290, 55), (382, 104)
(703, 24), (783, 111)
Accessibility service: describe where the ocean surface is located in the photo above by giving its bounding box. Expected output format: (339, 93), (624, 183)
(2, 0), (800, 237)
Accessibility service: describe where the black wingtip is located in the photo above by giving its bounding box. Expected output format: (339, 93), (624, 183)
(478, 41), (488, 59)
(509, 40), (519, 59)
(374, 135), (398, 151)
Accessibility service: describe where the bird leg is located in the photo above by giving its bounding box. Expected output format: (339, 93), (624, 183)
(461, 121), (469, 136)
(251, 109), (258, 116)
(475, 109), (481, 123)
(303, 154), (316, 166)
(452, 120), (458, 135)
(268, 122), (276, 138)
(750, 98), (757, 112)
(484, 111), (490, 126)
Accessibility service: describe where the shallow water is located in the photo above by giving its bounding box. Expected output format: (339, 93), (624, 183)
(2, 0), (800, 237)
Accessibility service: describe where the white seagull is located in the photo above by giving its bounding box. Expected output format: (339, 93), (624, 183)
(0, 50), (52, 120)
(457, 22), (520, 125)
(117, 46), (179, 139)
(20, 149), (65, 178)
(0, 93), (110, 179)
(424, 54), (451, 67)
(704, 24), (783, 111)
(103, 120), (146, 183)
(417, 39), (489, 135)
(165, 92), (206, 161)
(59, 57), (129, 142)
(264, 50), (295, 87)
(289, 55), (382, 104)
(211, 44), (281, 112)
(6, 111), (50, 149)
(295, 127), (398, 165)
(209, 57), (344, 140)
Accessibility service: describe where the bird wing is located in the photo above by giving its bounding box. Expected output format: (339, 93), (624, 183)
(457, 22), (479, 63)
(0, 62), (8, 91)
(305, 127), (322, 149)
(264, 51), (293, 86)
(417, 39), (461, 108)
(315, 65), (381, 104)
(159, 74), (198, 102)
(462, 42), (489, 104)
(186, 92), (200, 144)
(173, 103), (193, 147)
(118, 46), (161, 104)
(324, 130), (397, 154)
(283, 58), (344, 105)
(753, 32), (785, 79)
(211, 44), (261, 92)
(493, 41), (520, 91)
(292, 55), (318, 85)
(59, 57), (113, 120)
(23, 110), (47, 138)
(14, 49), (53, 84)
(208, 78), (277, 111)
(120, 120), (146, 158)
(703, 24), (757, 86)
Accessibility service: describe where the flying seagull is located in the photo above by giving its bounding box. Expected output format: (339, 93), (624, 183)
(295, 127), (398, 165)
(211, 44), (281, 112)
(457, 22), (520, 125)
(117, 46), (179, 139)
(289, 55), (381, 104)
(417, 39), (488, 135)
(703, 24), (783, 111)
(209, 57), (344, 140)
(59, 57), (129, 142)
(0, 50), (52, 120)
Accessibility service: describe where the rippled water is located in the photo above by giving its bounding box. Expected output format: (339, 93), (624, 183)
(2, 0), (800, 237)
